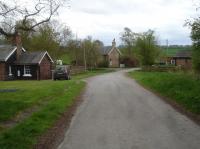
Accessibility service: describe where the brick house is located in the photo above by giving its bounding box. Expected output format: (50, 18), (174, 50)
(0, 35), (53, 81)
(100, 39), (121, 67)
(173, 50), (192, 69)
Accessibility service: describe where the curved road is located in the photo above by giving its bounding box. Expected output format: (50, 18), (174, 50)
(58, 69), (200, 149)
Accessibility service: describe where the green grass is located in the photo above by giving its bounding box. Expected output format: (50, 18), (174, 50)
(0, 81), (72, 122)
(129, 71), (200, 114)
(162, 47), (190, 57)
(0, 68), (113, 149)
(0, 80), (85, 149)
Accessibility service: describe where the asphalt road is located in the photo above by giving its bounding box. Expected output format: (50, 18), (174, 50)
(58, 69), (200, 149)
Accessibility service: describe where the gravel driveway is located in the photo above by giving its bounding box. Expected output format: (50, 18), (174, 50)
(58, 69), (200, 149)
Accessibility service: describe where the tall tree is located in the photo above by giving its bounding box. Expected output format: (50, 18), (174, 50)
(82, 37), (101, 68)
(185, 1), (200, 77)
(29, 23), (60, 57)
(120, 27), (137, 56)
(189, 19), (200, 76)
(135, 30), (160, 66)
(0, 0), (65, 39)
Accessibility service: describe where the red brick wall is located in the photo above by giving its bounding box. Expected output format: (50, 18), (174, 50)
(39, 55), (52, 80)
(176, 58), (192, 69)
(0, 63), (6, 80)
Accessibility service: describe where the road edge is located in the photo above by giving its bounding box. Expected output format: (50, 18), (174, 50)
(125, 72), (200, 126)
(33, 85), (87, 149)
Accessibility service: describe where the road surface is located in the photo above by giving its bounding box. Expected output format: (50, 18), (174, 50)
(58, 69), (200, 149)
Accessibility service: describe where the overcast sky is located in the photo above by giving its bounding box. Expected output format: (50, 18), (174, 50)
(57, 0), (198, 46)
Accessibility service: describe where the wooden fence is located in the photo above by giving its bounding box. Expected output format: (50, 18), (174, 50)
(70, 66), (86, 75)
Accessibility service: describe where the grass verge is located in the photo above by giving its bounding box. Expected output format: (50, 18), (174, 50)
(0, 80), (85, 149)
(128, 71), (200, 115)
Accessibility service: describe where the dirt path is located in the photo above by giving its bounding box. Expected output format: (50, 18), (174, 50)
(58, 69), (200, 149)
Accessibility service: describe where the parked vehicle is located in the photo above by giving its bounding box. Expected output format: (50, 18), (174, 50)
(53, 65), (71, 80)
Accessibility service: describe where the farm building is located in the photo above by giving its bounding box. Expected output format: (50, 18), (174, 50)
(173, 50), (192, 69)
(161, 48), (192, 69)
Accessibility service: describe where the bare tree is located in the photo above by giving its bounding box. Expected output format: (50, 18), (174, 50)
(0, 0), (65, 38)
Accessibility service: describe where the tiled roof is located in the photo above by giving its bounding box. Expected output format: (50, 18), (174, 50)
(0, 45), (16, 61)
(174, 50), (192, 58)
(99, 46), (112, 55)
(100, 46), (121, 55)
(16, 51), (47, 64)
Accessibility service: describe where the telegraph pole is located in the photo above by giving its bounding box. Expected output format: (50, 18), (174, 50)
(83, 42), (87, 71)
(166, 39), (169, 64)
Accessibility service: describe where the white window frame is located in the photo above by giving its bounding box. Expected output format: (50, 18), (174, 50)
(23, 65), (32, 77)
(171, 59), (175, 65)
(109, 58), (112, 66)
(8, 65), (13, 76)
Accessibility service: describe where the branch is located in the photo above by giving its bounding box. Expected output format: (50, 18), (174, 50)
(0, 0), (64, 38)
(18, 4), (60, 32)
(0, 1), (17, 17)
(0, 27), (15, 37)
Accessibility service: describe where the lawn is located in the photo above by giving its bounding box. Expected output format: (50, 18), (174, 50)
(129, 71), (200, 115)
(0, 68), (112, 149)
(161, 47), (191, 57)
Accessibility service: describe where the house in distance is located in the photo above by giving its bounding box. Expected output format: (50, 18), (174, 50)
(0, 34), (54, 81)
(100, 39), (121, 68)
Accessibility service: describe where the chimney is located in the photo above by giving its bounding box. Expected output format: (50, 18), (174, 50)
(15, 32), (22, 62)
(112, 38), (116, 47)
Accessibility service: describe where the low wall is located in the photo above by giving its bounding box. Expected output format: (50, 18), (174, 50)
(142, 65), (182, 72)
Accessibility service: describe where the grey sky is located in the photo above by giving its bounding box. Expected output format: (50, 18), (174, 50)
(58, 0), (197, 46)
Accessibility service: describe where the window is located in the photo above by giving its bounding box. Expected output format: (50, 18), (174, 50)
(171, 59), (175, 65)
(23, 65), (32, 77)
(8, 65), (12, 76)
(109, 58), (112, 66)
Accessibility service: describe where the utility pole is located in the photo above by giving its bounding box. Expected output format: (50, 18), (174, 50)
(83, 42), (87, 71)
(75, 33), (78, 66)
(166, 39), (169, 64)
(166, 39), (169, 56)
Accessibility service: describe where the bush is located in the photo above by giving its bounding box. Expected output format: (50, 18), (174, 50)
(141, 65), (181, 72)
(98, 60), (109, 68)
(120, 56), (139, 67)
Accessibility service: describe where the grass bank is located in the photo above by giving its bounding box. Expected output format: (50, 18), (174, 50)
(0, 68), (112, 149)
(129, 71), (200, 115)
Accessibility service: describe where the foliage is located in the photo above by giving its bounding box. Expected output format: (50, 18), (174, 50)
(82, 37), (102, 68)
(190, 19), (200, 75)
(120, 56), (138, 67)
(120, 28), (160, 66)
(98, 60), (109, 68)
(0, 0), (65, 38)
(120, 27), (137, 56)
(66, 39), (83, 65)
(135, 30), (160, 66)
(129, 71), (200, 114)
(15, 20), (72, 59)
(29, 23), (60, 57)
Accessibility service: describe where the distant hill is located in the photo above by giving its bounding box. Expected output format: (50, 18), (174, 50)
(160, 45), (192, 57)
